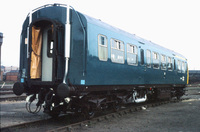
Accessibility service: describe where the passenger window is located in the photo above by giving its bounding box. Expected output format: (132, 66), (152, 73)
(140, 49), (144, 65)
(127, 44), (138, 65)
(182, 61), (186, 73)
(167, 57), (173, 71)
(111, 39), (124, 64)
(146, 50), (151, 68)
(153, 52), (159, 69)
(177, 60), (182, 72)
(161, 55), (167, 70)
(98, 35), (108, 61)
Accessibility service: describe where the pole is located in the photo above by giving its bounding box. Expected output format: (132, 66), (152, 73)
(63, 4), (71, 83)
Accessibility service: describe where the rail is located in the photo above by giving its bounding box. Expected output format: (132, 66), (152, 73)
(0, 98), (189, 132)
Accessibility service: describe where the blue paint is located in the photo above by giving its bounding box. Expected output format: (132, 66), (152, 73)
(21, 78), (24, 83)
(81, 80), (85, 85)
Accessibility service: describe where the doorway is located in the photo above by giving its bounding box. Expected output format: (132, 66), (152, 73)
(41, 27), (54, 81)
(30, 21), (54, 82)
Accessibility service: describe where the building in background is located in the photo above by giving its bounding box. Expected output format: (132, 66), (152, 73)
(3, 66), (18, 73)
(0, 71), (3, 81)
(1, 66), (5, 81)
(6, 70), (19, 81)
(189, 70), (200, 84)
(1, 65), (19, 82)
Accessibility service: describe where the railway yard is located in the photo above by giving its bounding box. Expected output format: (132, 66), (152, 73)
(1, 1), (200, 132)
(0, 84), (199, 132)
(0, 3), (195, 132)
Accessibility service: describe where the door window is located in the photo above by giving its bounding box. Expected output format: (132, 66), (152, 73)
(47, 29), (54, 58)
(127, 44), (138, 65)
(167, 57), (173, 71)
(140, 49), (144, 65)
(98, 34), (108, 61)
(161, 55), (167, 70)
(146, 50), (151, 68)
(111, 39), (124, 64)
(153, 52), (160, 69)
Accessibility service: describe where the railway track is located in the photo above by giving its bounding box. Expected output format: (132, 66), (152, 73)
(48, 99), (187, 132)
(0, 95), (26, 102)
(0, 98), (189, 132)
(0, 87), (26, 102)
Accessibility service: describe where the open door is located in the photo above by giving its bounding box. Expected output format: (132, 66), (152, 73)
(41, 26), (54, 81)
(30, 21), (55, 82)
(29, 20), (65, 84)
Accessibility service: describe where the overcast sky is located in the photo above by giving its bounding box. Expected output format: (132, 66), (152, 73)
(0, 0), (200, 70)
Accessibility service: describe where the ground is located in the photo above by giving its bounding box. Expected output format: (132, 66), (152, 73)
(0, 87), (200, 132)
(75, 87), (200, 132)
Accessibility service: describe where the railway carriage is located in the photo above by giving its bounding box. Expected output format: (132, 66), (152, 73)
(13, 4), (188, 117)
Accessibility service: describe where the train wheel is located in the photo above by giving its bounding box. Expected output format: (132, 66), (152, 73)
(176, 96), (181, 100)
(113, 100), (120, 112)
(82, 106), (95, 119)
(49, 107), (61, 118)
(25, 94), (42, 114)
(44, 90), (61, 118)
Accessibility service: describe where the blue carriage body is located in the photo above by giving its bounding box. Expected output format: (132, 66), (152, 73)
(18, 4), (187, 95)
(81, 13), (188, 87)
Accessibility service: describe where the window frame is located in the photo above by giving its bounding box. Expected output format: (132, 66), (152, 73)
(110, 38), (125, 64)
(161, 54), (167, 70)
(167, 57), (173, 71)
(146, 50), (151, 68)
(152, 52), (160, 69)
(174, 59), (176, 70)
(127, 43), (138, 66)
(177, 60), (182, 73)
(47, 29), (54, 58)
(140, 49), (144, 66)
(182, 61), (186, 73)
(98, 34), (108, 61)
